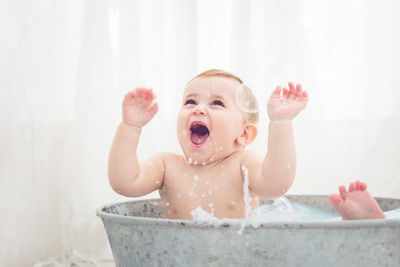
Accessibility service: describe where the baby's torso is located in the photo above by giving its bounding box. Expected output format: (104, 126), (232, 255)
(159, 153), (259, 219)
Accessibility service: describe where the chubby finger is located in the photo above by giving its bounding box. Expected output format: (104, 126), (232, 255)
(123, 90), (136, 103)
(148, 101), (159, 115)
(136, 88), (155, 100)
(270, 85), (282, 98)
(288, 82), (296, 99)
(295, 84), (302, 97)
(282, 87), (290, 98)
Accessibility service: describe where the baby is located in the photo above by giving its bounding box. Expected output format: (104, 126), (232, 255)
(108, 69), (308, 219)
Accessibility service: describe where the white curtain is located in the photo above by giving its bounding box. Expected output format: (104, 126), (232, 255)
(1, 0), (399, 265)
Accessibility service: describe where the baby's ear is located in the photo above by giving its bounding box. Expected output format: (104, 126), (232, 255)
(236, 123), (257, 146)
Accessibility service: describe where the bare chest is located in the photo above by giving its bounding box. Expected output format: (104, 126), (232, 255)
(159, 159), (251, 219)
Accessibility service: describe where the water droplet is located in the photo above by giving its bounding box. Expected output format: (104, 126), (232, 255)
(194, 175), (199, 181)
(165, 202), (170, 206)
(208, 191), (212, 195)
(202, 162), (206, 166)
(188, 158), (193, 164)
(155, 181), (160, 184)
(194, 161), (198, 165)
(189, 192), (194, 196)
(209, 203), (213, 208)
(205, 180), (210, 185)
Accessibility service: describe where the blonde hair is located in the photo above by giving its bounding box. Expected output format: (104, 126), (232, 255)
(189, 69), (259, 124)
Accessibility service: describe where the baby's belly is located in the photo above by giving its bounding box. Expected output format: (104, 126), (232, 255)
(161, 194), (260, 220)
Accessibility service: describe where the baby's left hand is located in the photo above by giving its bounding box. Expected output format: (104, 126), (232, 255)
(267, 82), (308, 121)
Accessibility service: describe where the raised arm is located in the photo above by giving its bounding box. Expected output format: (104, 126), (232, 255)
(247, 82), (308, 198)
(108, 88), (163, 197)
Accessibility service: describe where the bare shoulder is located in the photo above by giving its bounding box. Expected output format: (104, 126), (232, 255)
(235, 150), (263, 165)
(150, 152), (184, 165)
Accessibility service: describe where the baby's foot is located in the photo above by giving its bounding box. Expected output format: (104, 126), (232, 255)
(329, 181), (385, 220)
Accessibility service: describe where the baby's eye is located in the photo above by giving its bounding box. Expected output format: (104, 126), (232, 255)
(211, 100), (224, 107)
(185, 99), (197, 105)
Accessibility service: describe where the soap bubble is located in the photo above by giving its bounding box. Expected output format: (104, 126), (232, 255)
(235, 83), (259, 114)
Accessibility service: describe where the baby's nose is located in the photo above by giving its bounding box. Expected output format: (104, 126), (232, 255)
(193, 104), (207, 115)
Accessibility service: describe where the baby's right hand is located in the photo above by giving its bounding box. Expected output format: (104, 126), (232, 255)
(122, 88), (158, 128)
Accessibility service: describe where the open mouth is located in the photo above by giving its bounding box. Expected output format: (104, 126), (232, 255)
(190, 122), (210, 146)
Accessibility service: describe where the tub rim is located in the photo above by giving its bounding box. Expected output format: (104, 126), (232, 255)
(96, 196), (400, 230)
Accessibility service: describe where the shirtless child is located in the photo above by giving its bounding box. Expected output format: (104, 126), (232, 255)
(108, 69), (308, 219)
(330, 180), (386, 220)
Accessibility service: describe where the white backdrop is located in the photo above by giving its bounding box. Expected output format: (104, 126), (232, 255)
(1, 0), (400, 266)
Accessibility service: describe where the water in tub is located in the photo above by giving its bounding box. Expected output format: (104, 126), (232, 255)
(191, 165), (339, 233)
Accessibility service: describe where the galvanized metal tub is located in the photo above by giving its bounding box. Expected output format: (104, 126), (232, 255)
(97, 195), (400, 267)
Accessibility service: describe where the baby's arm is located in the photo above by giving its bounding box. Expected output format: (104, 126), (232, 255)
(246, 83), (308, 198)
(108, 88), (164, 197)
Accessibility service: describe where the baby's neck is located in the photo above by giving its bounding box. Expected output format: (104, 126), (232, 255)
(184, 150), (242, 169)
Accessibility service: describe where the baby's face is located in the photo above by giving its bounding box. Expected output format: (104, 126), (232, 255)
(177, 76), (245, 165)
